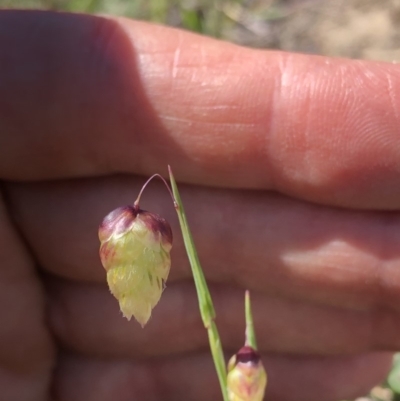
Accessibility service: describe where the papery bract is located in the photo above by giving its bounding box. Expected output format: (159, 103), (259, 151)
(227, 346), (267, 401)
(99, 205), (172, 327)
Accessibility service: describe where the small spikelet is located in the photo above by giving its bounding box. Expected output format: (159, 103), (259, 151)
(227, 346), (267, 401)
(99, 205), (173, 327)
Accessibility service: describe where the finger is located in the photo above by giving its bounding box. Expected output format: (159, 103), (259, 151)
(0, 190), (54, 401)
(2, 12), (400, 208)
(53, 350), (392, 401)
(47, 278), (400, 357)
(6, 177), (400, 311)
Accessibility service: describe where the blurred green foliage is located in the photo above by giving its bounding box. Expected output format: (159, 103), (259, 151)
(0, 0), (285, 39)
(0, 0), (239, 36)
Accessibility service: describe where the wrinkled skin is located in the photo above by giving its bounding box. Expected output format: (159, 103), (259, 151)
(2, 10), (400, 401)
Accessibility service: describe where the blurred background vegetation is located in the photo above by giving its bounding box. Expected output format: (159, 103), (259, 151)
(0, 0), (302, 50)
(2, 0), (400, 61)
(0, 0), (289, 41)
(1, 0), (400, 400)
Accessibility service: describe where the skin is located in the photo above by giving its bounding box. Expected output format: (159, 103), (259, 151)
(1, 9), (400, 401)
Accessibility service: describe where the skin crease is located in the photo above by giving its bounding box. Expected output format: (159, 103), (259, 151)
(2, 9), (400, 401)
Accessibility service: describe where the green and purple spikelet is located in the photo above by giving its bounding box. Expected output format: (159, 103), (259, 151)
(99, 205), (173, 327)
(227, 346), (267, 401)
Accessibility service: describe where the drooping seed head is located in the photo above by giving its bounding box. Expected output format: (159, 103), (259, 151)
(99, 205), (172, 327)
(227, 346), (267, 401)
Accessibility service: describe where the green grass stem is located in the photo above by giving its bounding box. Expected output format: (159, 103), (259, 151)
(168, 166), (229, 401)
(245, 290), (257, 350)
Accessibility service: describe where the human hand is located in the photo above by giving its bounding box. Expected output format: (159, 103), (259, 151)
(2, 10), (400, 401)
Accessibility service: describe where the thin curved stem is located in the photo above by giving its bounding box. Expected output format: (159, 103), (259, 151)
(136, 167), (229, 400)
(134, 174), (177, 209)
